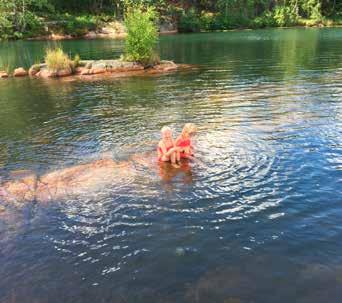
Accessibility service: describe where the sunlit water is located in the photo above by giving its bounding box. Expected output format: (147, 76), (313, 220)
(0, 28), (342, 303)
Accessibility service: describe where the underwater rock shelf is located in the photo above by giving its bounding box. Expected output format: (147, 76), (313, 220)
(0, 60), (184, 80)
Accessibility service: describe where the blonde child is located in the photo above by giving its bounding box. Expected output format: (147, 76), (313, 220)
(157, 126), (181, 167)
(175, 123), (197, 159)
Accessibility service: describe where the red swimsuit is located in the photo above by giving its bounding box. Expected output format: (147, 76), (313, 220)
(158, 143), (174, 161)
(177, 138), (193, 159)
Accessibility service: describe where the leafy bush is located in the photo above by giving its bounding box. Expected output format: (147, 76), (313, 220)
(0, 0), (47, 40)
(124, 5), (159, 65)
(44, 48), (71, 71)
(301, 0), (323, 21)
(199, 12), (213, 31)
(251, 11), (276, 28)
(273, 6), (298, 27)
(178, 8), (201, 33)
(23, 12), (45, 37)
(65, 15), (98, 36)
(0, 15), (13, 40)
(46, 14), (99, 37)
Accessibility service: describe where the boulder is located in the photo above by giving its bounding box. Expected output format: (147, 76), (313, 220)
(37, 67), (72, 78)
(90, 68), (106, 75)
(80, 68), (92, 76)
(13, 67), (28, 77)
(92, 61), (107, 70)
(0, 71), (9, 78)
(75, 67), (86, 74)
(56, 67), (73, 77)
(107, 61), (144, 72)
(38, 69), (57, 78)
(29, 66), (39, 76)
(84, 61), (93, 69)
(152, 61), (178, 72)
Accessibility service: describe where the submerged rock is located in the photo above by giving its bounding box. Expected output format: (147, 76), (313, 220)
(13, 67), (28, 77)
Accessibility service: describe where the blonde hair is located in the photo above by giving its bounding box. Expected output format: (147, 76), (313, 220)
(161, 126), (172, 136)
(183, 123), (197, 135)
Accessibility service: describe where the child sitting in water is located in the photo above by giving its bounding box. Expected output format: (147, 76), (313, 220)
(175, 123), (197, 159)
(158, 126), (181, 167)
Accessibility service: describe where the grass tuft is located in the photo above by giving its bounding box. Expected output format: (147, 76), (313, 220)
(44, 47), (71, 71)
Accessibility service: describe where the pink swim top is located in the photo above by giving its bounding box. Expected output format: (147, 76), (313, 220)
(177, 138), (193, 158)
(178, 138), (191, 148)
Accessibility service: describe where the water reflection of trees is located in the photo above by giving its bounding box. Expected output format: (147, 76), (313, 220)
(161, 29), (341, 81)
(0, 39), (124, 70)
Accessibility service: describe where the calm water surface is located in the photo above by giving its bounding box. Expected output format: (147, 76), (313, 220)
(0, 28), (342, 303)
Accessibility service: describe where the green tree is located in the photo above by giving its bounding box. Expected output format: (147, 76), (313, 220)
(0, 0), (51, 39)
(124, 4), (159, 65)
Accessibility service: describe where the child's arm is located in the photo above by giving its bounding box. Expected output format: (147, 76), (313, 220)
(159, 142), (180, 157)
(174, 137), (186, 153)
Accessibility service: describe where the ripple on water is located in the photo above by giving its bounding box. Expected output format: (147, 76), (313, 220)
(1, 29), (342, 303)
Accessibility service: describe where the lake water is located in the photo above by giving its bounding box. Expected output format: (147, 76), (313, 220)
(0, 28), (341, 303)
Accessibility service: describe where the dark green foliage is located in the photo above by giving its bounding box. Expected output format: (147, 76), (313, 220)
(48, 14), (99, 36)
(0, 0), (50, 39)
(0, 0), (341, 40)
(178, 8), (201, 33)
(273, 6), (299, 27)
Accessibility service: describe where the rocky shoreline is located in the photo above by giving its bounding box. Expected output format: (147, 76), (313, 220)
(0, 59), (188, 80)
(26, 20), (177, 41)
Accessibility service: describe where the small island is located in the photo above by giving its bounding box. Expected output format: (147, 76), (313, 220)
(0, 5), (186, 80)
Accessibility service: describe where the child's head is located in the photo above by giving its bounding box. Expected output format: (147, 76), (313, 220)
(161, 126), (173, 139)
(182, 123), (197, 136)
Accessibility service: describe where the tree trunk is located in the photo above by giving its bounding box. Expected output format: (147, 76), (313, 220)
(22, 0), (26, 32)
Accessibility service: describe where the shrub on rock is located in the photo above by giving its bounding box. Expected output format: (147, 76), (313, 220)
(45, 48), (71, 73)
(124, 5), (159, 66)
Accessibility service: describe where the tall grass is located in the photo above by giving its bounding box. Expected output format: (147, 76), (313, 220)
(44, 48), (71, 71)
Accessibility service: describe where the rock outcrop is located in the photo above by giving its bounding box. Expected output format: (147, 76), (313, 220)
(0, 59), (188, 81)
(0, 71), (9, 78)
(32, 59), (180, 79)
(37, 66), (73, 78)
(13, 67), (28, 77)
(29, 65), (40, 76)
(77, 60), (145, 76)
